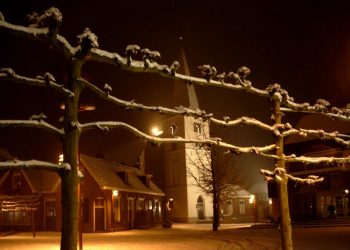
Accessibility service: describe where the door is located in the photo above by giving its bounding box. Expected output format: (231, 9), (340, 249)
(94, 197), (105, 231)
(45, 200), (56, 231)
(128, 198), (135, 229)
(196, 196), (205, 220)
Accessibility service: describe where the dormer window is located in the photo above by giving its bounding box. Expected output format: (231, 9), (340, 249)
(116, 171), (128, 184)
(139, 175), (151, 187)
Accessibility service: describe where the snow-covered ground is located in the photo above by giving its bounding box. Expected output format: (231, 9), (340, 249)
(0, 223), (279, 250)
(1, 223), (350, 250)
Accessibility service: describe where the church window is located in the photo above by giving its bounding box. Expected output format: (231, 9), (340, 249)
(194, 122), (202, 133)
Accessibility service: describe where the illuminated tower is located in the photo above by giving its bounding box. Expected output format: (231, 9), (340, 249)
(161, 47), (212, 222)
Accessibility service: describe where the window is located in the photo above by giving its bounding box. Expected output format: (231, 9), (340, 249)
(194, 123), (202, 133)
(114, 197), (120, 222)
(4, 211), (30, 225)
(136, 198), (145, 211)
(83, 198), (90, 223)
(116, 171), (128, 184)
(239, 199), (245, 215)
(95, 197), (104, 208)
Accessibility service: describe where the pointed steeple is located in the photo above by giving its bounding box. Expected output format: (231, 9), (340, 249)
(172, 42), (200, 110)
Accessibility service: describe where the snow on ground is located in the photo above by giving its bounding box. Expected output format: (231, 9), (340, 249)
(0, 223), (280, 250)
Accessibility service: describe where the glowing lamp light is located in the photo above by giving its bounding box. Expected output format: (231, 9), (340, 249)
(59, 154), (64, 164)
(112, 190), (119, 197)
(269, 198), (273, 205)
(345, 189), (349, 194)
(249, 194), (255, 204)
(151, 127), (163, 137)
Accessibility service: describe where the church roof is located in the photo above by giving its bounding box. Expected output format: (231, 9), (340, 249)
(80, 154), (164, 196)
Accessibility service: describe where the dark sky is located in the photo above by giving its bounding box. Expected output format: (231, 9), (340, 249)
(1, 0), (350, 186)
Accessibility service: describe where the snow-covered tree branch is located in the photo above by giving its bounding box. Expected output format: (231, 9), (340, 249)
(0, 8), (76, 59)
(282, 127), (350, 147)
(0, 119), (64, 137)
(0, 68), (74, 98)
(284, 155), (350, 165)
(210, 116), (274, 131)
(260, 167), (324, 184)
(80, 121), (278, 157)
(78, 78), (212, 118)
(0, 159), (70, 172)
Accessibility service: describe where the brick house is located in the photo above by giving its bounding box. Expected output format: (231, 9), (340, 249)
(0, 149), (164, 233)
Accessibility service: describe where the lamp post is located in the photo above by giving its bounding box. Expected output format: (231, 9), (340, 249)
(249, 194), (256, 224)
(112, 190), (119, 231)
(345, 189), (349, 217)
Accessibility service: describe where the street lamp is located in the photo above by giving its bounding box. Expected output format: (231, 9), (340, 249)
(345, 189), (349, 217)
(249, 195), (255, 224)
(112, 190), (119, 231)
(151, 127), (163, 137)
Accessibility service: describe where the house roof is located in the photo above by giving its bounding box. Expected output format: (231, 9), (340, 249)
(22, 170), (60, 193)
(80, 154), (164, 196)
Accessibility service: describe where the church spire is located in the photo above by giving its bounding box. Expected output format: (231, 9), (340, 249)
(172, 41), (200, 110)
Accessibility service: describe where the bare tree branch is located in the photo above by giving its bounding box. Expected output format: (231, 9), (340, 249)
(0, 159), (70, 172)
(0, 119), (64, 137)
(0, 68), (74, 98)
(80, 121), (277, 156)
(78, 78), (212, 118)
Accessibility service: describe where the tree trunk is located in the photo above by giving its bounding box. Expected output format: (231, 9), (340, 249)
(60, 59), (83, 250)
(212, 190), (219, 231)
(272, 96), (293, 250)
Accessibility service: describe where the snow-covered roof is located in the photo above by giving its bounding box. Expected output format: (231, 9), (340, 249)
(80, 154), (164, 196)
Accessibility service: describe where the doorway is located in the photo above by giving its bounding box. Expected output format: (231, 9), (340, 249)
(128, 198), (135, 229)
(94, 197), (105, 231)
(44, 200), (56, 231)
(196, 195), (205, 220)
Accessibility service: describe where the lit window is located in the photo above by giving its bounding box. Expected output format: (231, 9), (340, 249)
(194, 123), (202, 133)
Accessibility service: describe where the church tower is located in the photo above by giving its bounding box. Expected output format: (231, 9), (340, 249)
(161, 47), (212, 222)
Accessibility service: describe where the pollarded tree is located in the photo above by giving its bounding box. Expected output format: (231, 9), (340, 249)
(0, 8), (277, 250)
(1, 7), (350, 250)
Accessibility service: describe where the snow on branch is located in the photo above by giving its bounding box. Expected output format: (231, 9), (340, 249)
(260, 167), (324, 184)
(280, 106), (350, 122)
(283, 127), (350, 147)
(0, 10), (76, 59)
(86, 48), (269, 96)
(80, 121), (278, 157)
(0, 68), (74, 98)
(0, 159), (70, 172)
(3, 8), (349, 122)
(284, 155), (350, 166)
(78, 77), (213, 119)
(0, 119), (63, 137)
(210, 116), (274, 131)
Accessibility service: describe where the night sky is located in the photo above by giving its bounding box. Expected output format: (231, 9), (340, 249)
(1, 0), (350, 188)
